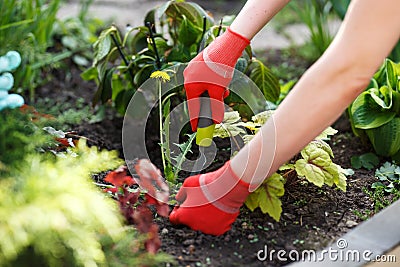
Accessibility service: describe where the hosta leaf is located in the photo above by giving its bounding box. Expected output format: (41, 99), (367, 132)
(385, 58), (399, 90)
(249, 59), (280, 102)
(369, 86), (393, 109)
(351, 90), (396, 129)
(366, 117), (400, 156)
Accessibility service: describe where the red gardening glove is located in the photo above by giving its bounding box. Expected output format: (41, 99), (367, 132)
(169, 161), (250, 236)
(184, 27), (250, 131)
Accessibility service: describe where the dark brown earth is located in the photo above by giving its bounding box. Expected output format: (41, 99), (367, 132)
(35, 51), (379, 267)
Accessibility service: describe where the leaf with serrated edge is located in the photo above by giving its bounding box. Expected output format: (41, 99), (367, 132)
(245, 173), (284, 221)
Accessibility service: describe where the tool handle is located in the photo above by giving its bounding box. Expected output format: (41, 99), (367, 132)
(196, 92), (215, 147)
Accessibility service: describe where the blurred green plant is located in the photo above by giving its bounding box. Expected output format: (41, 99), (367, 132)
(0, 0), (62, 100)
(0, 107), (172, 266)
(295, 0), (334, 59)
(348, 59), (400, 163)
(83, 0), (280, 118)
(0, 0), (103, 101)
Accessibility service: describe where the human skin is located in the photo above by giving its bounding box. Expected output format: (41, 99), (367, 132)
(228, 0), (400, 188)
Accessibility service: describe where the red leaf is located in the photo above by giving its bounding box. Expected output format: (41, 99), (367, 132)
(156, 204), (170, 217)
(134, 159), (169, 204)
(144, 224), (161, 254)
(105, 166), (136, 187)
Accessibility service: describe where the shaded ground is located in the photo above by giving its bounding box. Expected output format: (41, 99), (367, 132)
(35, 50), (378, 267)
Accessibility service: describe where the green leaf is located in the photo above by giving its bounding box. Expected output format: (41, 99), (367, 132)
(369, 86), (393, 109)
(385, 58), (399, 90)
(350, 152), (379, 170)
(249, 59), (280, 102)
(295, 159), (325, 187)
(316, 127), (338, 140)
(93, 26), (116, 66)
(213, 111), (246, 138)
(165, 1), (214, 29)
(295, 141), (337, 187)
(92, 67), (114, 106)
(244, 190), (260, 212)
(177, 15), (202, 47)
(245, 173), (284, 221)
(80, 66), (98, 81)
(148, 37), (172, 58)
(172, 133), (196, 174)
(350, 90), (396, 129)
(375, 161), (400, 182)
(366, 117), (400, 156)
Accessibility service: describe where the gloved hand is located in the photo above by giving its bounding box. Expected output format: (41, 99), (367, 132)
(169, 161), (250, 236)
(184, 27), (250, 131)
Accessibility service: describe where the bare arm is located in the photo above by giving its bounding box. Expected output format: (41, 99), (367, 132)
(231, 0), (400, 187)
(230, 0), (291, 39)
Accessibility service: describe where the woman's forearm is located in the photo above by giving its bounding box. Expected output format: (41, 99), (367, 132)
(231, 0), (400, 187)
(230, 0), (291, 40)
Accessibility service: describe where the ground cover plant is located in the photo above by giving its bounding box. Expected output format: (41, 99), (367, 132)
(2, 0), (400, 266)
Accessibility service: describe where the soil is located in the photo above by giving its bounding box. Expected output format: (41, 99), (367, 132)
(35, 51), (379, 267)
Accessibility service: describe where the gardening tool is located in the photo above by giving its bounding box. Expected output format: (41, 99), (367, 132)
(191, 91), (215, 175)
(196, 91), (215, 147)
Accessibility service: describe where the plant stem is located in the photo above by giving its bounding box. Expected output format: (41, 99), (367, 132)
(197, 16), (207, 53)
(110, 32), (135, 85)
(158, 80), (167, 173)
(146, 22), (162, 69)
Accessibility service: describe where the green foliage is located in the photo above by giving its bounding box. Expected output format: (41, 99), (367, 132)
(0, 0), (103, 100)
(101, 228), (174, 267)
(214, 110), (349, 221)
(295, 0), (334, 59)
(360, 162), (400, 218)
(348, 59), (400, 161)
(351, 152), (380, 170)
(329, 0), (350, 20)
(245, 173), (285, 222)
(0, 140), (126, 267)
(0, 0), (61, 99)
(0, 109), (51, 173)
(373, 161), (400, 193)
(84, 0), (280, 116)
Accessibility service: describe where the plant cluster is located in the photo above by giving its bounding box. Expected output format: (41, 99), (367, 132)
(356, 162), (400, 220)
(0, 0), (103, 101)
(83, 0), (280, 116)
(348, 59), (400, 163)
(212, 110), (350, 221)
(102, 160), (170, 254)
(0, 106), (172, 266)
